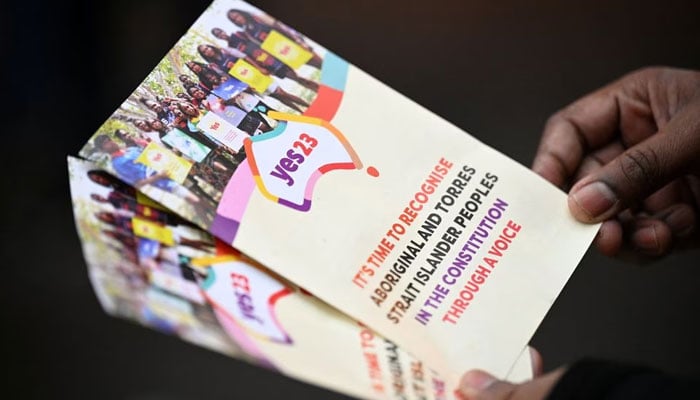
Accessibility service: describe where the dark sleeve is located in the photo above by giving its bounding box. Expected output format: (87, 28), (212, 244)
(546, 359), (697, 400)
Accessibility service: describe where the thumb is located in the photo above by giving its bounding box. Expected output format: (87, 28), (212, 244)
(457, 370), (512, 399)
(568, 120), (699, 223)
(457, 369), (565, 400)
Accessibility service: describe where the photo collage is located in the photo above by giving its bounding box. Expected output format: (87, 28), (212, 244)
(80, 1), (329, 228)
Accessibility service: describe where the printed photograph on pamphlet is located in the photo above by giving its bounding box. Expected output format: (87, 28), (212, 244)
(79, 0), (329, 228)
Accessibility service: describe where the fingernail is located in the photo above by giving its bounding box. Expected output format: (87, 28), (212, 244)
(459, 370), (497, 397)
(571, 181), (618, 220)
(663, 207), (695, 238)
(632, 225), (659, 254)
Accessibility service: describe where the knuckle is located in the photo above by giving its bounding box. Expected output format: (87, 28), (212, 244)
(543, 113), (565, 133)
(618, 147), (662, 189)
(630, 66), (665, 81)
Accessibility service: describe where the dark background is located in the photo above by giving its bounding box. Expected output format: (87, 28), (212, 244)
(3, 0), (699, 398)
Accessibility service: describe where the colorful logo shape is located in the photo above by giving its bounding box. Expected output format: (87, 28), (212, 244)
(244, 111), (362, 211)
(201, 259), (293, 344)
(210, 52), (356, 244)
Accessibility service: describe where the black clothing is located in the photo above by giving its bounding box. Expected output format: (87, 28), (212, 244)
(547, 359), (697, 400)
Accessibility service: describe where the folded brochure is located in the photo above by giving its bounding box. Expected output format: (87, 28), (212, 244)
(69, 156), (532, 399)
(71, 0), (598, 397)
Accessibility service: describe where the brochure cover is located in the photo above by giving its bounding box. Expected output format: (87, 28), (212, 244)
(73, 0), (598, 391)
(69, 156), (533, 399)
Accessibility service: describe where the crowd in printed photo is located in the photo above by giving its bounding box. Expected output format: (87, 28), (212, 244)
(69, 157), (261, 361)
(80, 1), (326, 227)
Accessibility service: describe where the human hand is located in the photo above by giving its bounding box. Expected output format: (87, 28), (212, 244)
(532, 67), (700, 257)
(456, 370), (565, 400)
(456, 348), (564, 400)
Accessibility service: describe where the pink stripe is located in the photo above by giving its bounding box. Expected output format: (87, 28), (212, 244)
(305, 170), (323, 199)
(213, 306), (275, 369)
(217, 161), (256, 221)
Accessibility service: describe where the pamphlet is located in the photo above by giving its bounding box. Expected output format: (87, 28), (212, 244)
(71, 0), (598, 395)
(69, 157), (533, 399)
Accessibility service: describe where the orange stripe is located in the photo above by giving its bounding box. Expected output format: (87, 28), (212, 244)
(303, 85), (343, 120)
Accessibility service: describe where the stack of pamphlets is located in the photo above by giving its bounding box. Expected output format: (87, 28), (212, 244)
(70, 1), (598, 398)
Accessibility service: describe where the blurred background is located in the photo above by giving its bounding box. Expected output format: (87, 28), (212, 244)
(3, 0), (700, 398)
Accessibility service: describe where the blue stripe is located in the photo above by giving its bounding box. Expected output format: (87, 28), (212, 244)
(200, 267), (217, 290)
(320, 52), (349, 91)
(249, 121), (287, 142)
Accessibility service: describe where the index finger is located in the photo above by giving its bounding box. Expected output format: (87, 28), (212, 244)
(532, 81), (625, 188)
